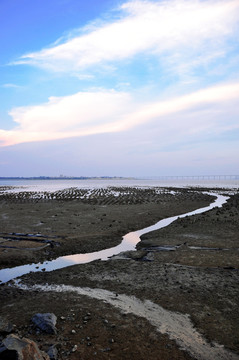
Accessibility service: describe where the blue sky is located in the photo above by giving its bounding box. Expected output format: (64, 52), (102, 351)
(0, 0), (239, 177)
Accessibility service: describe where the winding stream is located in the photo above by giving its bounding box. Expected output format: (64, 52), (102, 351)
(0, 192), (229, 283)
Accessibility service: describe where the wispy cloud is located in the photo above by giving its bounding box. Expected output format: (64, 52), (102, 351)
(2, 83), (22, 89)
(1, 82), (238, 147)
(14, 0), (239, 76)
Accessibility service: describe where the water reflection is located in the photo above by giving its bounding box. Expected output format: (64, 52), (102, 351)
(0, 193), (229, 283)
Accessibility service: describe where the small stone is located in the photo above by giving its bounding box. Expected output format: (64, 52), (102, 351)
(71, 345), (78, 353)
(144, 251), (154, 261)
(109, 338), (115, 343)
(60, 316), (66, 321)
(0, 317), (14, 334)
(71, 330), (76, 334)
(47, 344), (58, 360)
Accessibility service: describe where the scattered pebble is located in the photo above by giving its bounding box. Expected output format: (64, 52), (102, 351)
(71, 345), (78, 353)
(101, 347), (111, 352)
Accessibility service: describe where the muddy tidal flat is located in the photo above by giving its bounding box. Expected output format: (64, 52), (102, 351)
(0, 186), (239, 360)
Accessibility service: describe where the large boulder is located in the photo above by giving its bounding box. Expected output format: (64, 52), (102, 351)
(0, 334), (49, 360)
(31, 313), (57, 335)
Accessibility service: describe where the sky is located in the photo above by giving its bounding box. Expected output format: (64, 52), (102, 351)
(0, 0), (239, 177)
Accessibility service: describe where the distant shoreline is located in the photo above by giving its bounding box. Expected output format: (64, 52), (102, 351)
(0, 175), (238, 180)
(0, 176), (134, 180)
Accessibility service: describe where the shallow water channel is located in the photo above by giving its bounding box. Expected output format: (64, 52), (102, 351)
(0, 193), (229, 283)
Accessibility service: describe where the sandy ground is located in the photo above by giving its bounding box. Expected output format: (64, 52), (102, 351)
(0, 187), (239, 359)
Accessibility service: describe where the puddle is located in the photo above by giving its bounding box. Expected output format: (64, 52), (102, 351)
(188, 246), (229, 251)
(142, 245), (237, 252)
(0, 193), (229, 283)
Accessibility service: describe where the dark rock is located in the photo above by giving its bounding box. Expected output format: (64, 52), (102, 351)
(0, 343), (7, 354)
(142, 252), (154, 261)
(1, 334), (49, 359)
(32, 314), (57, 335)
(0, 317), (15, 334)
(124, 250), (148, 260)
(47, 344), (58, 360)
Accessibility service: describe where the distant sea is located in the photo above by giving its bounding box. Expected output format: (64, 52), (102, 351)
(0, 178), (239, 192)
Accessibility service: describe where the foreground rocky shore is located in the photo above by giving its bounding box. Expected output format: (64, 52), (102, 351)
(0, 186), (238, 359)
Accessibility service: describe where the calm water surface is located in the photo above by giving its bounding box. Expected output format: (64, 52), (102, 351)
(0, 178), (239, 192)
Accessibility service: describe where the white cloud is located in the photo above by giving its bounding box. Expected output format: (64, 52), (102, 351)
(0, 90), (136, 146)
(2, 83), (21, 89)
(1, 82), (239, 147)
(14, 0), (239, 73)
(9, 90), (134, 132)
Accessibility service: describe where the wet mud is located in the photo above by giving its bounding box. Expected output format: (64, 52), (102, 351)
(0, 187), (238, 359)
